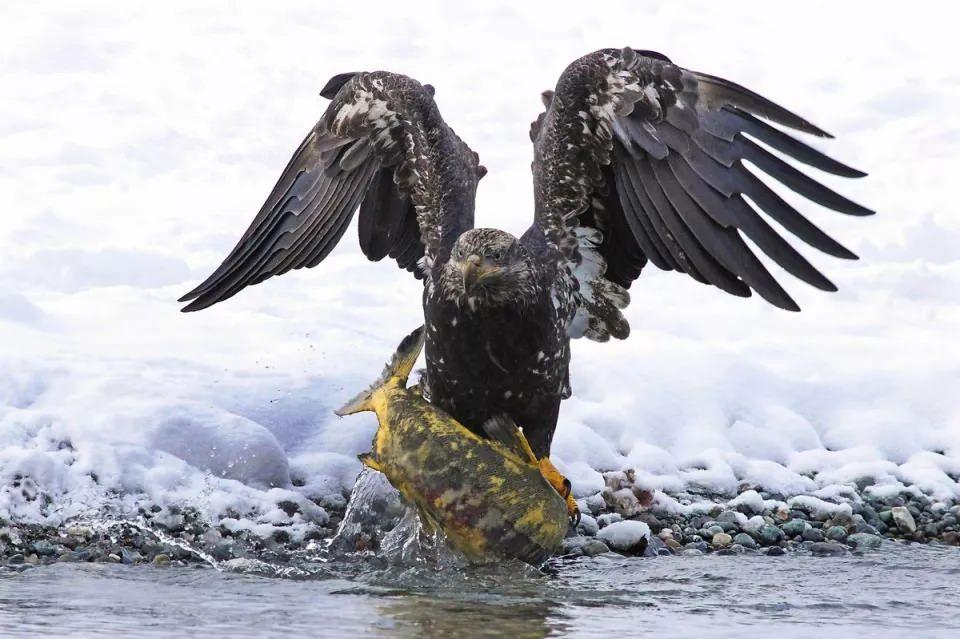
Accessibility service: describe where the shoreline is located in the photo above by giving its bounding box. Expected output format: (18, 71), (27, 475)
(2, 482), (958, 570)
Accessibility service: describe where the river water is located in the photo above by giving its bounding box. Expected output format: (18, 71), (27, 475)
(2, 542), (958, 638)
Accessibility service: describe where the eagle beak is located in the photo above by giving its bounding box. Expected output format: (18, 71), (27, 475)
(459, 254), (504, 294)
(461, 255), (484, 293)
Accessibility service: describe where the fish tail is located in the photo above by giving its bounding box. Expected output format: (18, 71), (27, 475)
(335, 326), (425, 415)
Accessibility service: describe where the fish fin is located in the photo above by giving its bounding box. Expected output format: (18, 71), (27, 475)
(357, 452), (382, 472)
(481, 414), (538, 464)
(336, 326), (425, 416)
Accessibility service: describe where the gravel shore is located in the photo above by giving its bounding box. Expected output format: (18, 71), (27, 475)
(2, 478), (958, 569)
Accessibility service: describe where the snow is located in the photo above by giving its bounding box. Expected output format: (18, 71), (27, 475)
(1, 1), (959, 533)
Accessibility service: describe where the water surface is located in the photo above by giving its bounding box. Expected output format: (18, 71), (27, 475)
(2, 543), (958, 638)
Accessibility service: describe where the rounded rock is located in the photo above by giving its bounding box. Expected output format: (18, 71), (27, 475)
(711, 532), (733, 548)
(733, 533), (757, 549)
(810, 541), (847, 556)
(758, 524), (785, 546)
(596, 520), (650, 554)
(781, 519), (808, 537)
(847, 533), (883, 550)
(825, 526), (848, 542)
(802, 528), (825, 542)
(891, 507), (917, 534)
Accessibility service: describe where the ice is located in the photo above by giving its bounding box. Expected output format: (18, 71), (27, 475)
(0, 2), (958, 537)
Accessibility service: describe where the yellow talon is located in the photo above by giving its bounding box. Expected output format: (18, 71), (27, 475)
(538, 457), (580, 524)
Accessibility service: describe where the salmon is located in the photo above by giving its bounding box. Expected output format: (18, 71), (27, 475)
(337, 327), (578, 564)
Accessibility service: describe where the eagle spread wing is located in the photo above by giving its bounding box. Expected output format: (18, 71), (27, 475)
(180, 72), (482, 311)
(530, 47), (872, 341)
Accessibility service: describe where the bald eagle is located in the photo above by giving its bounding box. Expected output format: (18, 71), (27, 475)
(180, 48), (871, 458)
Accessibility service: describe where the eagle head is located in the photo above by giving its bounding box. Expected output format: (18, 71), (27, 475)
(439, 228), (537, 310)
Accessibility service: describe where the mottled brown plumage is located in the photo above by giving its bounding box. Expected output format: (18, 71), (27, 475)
(180, 49), (870, 457)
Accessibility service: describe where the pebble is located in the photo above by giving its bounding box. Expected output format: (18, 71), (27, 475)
(891, 507), (917, 534)
(847, 533), (883, 550)
(581, 539), (610, 557)
(733, 533), (757, 549)
(152, 554), (171, 567)
(31, 540), (57, 557)
(643, 535), (672, 557)
(711, 532), (733, 548)
(825, 526), (848, 542)
(596, 513), (622, 528)
(681, 548), (703, 556)
(765, 546), (786, 556)
(781, 519), (808, 537)
(802, 528), (825, 542)
(758, 524), (784, 546)
(597, 520), (650, 554)
(577, 514), (600, 537)
(723, 544), (747, 555)
(810, 542), (848, 556)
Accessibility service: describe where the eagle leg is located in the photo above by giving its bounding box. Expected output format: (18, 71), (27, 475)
(538, 457), (580, 524)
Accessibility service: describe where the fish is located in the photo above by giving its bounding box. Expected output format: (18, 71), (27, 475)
(336, 326), (579, 565)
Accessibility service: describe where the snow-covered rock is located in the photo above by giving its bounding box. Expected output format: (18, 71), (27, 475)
(597, 520), (651, 553)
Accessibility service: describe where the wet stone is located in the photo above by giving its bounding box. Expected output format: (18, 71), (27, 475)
(711, 532), (733, 548)
(733, 533), (757, 549)
(891, 507), (917, 534)
(581, 539), (610, 557)
(31, 540), (57, 557)
(810, 542), (847, 556)
(717, 544), (744, 556)
(847, 533), (882, 550)
(596, 513), (622, 528)
(802, 528), (825, 542)
(643, 535), (671, 557)
(782, 519), (808, 537)
(577, 514), (599, 537)
(758, 524), (785, 546)
(825, 526), (848, 542)
(685, 541), (709, 553)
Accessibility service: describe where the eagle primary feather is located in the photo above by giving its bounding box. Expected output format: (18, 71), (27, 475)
(181, 48), (871, 456)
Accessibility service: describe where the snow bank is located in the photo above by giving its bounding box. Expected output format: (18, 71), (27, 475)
(0, 2), (958, 533)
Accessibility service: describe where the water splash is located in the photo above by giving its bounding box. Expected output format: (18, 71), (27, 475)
(83, 517), (221, 569)
(327, 468), (406, 553)
(326, 468), (470, 569)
